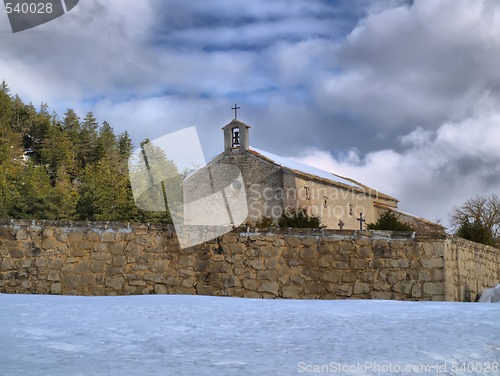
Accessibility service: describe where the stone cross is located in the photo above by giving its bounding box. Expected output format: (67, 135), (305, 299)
(357, 212), (366, 230)
(232, 103), (240, 119)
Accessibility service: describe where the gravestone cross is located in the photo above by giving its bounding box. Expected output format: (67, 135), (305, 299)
(357, 212), (366, 230)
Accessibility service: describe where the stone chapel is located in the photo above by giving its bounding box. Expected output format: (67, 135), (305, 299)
(183, 117), (444, 233)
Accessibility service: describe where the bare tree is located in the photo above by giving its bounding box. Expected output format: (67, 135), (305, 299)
(450, 194), (500, 246)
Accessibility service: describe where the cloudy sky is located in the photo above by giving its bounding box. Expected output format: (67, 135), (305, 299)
(1, 0), (500, 228)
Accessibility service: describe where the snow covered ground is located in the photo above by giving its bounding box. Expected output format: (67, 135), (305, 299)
(1, 294), (500, 376)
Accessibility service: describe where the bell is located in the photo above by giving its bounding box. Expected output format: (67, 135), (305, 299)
(232, 130), (240, 146)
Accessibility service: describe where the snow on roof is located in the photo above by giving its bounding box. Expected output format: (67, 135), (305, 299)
(249, 147), (363, 189)
(184, 146), (397, 201)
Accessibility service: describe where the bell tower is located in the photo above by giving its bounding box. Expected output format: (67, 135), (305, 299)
(223, 120), (250, 153)
(223, 106), (250, 154)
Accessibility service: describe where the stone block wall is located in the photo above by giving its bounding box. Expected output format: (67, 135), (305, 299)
(444, 237), (500, 302)
(184, 151), (284, 223)
(0, 220), (498, 301)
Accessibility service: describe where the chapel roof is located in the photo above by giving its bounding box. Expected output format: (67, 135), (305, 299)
(221, 119), (251, 130)
(374, 203), (446, 229)
(248, 147), (398, 203)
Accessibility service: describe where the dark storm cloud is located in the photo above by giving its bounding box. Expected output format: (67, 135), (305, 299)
(313, 0), (500, 147)
(148, 0), (365, 48)
(1, 0), (409, 154)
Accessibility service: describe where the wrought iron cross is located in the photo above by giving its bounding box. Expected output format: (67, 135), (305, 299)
(357, 212), (366, 230)
(232, 103), (240, 119)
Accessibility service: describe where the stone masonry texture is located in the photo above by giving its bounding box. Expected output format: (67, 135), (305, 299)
(0, 220), (498, 301)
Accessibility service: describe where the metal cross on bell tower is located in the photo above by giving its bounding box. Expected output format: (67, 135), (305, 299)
(232, 103), (240, 120)
(357, 212), (366, 231)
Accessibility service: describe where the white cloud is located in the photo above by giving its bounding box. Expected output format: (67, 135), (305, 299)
(295, 96), (500, 227)
(93, 95), (237, 158)
(314, 0), (500, 135)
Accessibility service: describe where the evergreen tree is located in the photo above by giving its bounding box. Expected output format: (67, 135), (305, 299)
(9, 162), (54, 219)
(27, 103), (52, 163)
(0, 164), (15, 218)
(44, 174), (78, 220)
(127, 139), (182, 224)
(456, 220), (495, 247)
(11, 95), (34, 136)
(0, 82), (171, 223)
(0, 82), (22, 218)
(63, 108), (81, 133)
(95, 121), (117, 163)
(118, 131), (133, 160)
(0, 80), (12, 127)
(61, 109), (81, 175)
(77, 161), (138, 221)
(1, 80), (9, 93)
(40, 124), (73, 182)
(0, 79), (14, 163)
(77, 111), (99, 168)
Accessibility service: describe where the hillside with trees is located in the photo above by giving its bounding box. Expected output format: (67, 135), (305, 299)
(0, 81), (172, 223)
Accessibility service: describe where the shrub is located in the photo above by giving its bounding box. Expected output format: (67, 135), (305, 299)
(456, 220), (496, 246)
(367, 211), (414, 231)
(278, 207), (324, 229)
(254, 216), (275, 228)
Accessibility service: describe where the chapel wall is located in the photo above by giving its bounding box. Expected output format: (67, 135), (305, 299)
(184, 152), (284, 224)
(184, 151), (402, 231)
(283, 174), (379, 230)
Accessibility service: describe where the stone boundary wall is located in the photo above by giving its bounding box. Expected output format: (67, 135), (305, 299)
(444, 237), (500, 302)
(0, 220), (498, 301)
